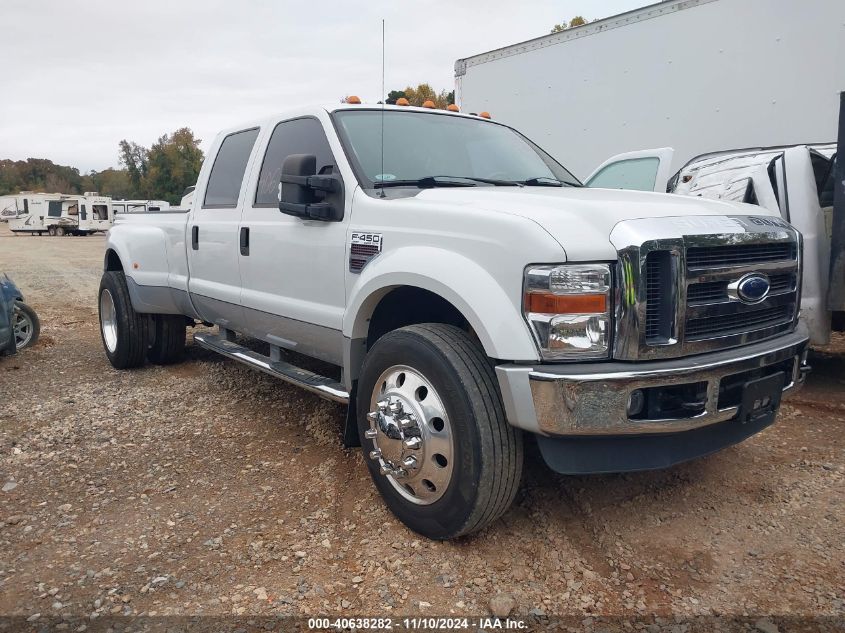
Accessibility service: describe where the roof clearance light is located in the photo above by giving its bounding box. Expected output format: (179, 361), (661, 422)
(446, 104), (459, 112)
(346, 95), (362, 104)
(479, 111), (491, 119)
(395, 97), (410, 106)
(422, 100), (436, 109)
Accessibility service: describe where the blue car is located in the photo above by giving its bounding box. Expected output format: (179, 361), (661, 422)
(0, 274), (39, 355)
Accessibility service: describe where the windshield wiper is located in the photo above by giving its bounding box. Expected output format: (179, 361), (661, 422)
(373, 175), (519, 188)
(521, 176), (583, 187)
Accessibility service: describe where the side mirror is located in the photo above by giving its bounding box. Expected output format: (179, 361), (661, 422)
(279, 154), (341, 221)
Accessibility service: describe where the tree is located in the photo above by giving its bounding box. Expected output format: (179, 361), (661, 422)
(143, 127), (204, 204)
(388, 84), (453, 109)
(87, 169), (133, 199)
(386, 89), (406, 105)
(118, 140), (148, 194)
(1, 126), (202, 203)
(551, 16), (587, 33)
(0, 158), (84, 195)
(403, 83), (437, 107)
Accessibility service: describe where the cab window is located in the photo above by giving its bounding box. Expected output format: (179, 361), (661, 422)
(254, 118), (337, 207)
(204, 128), (260, 208)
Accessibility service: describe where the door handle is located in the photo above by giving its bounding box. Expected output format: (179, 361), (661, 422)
(191, 225), (199, 250)
(239, 227), (250, 256)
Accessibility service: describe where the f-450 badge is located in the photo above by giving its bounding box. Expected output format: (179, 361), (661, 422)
(349, 233), (383, 273)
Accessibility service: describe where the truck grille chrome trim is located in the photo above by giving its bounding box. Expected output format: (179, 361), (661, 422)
(610, 215), (801, 360)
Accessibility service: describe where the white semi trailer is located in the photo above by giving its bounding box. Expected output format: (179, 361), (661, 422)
(455, 0), (845, 345)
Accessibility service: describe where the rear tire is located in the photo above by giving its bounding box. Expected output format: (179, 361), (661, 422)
(55, 226), (65, 236)
(99, 271), (149, 369)
(357, 324), (523, 540)
(147, 315), (186, 364)
(47, 226), (56, 236)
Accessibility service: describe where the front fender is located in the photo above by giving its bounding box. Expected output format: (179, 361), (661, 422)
(344, 246), (540, 362)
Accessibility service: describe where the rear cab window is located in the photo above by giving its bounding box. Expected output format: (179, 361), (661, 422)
(204, 128), (260, 208)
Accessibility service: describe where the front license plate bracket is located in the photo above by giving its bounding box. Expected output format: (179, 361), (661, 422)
(738, 371), (785, 425)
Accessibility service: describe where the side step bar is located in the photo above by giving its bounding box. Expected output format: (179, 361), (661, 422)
(193, 333), (349, 404)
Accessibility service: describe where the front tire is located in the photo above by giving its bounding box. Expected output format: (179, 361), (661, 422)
(147, 315), (186, 364)
(99, 271), (149, 369)
(357, 324), (523, 540)
(47, 226), (56, 236)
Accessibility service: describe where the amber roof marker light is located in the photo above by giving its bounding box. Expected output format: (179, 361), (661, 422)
(447, 104), (459, 112)
(479, 111), (492, 119)
(345, 95), (362, 104)
(396, 97), (410, 106)
(422, 100), (436, 109)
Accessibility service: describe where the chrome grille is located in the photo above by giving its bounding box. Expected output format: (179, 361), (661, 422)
(686, 304), (793, 339)
(686, 243), (795, 268)
(687, 272), (795, 305)
(611, 215), (801, 360)
(645, 251), (673, 343)
(680, 241), (799, 351)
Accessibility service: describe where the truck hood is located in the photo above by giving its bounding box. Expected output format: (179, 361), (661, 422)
(410, 186), (778, 261)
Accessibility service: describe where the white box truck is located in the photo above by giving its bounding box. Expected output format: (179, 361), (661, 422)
(455, 0), (845, 344)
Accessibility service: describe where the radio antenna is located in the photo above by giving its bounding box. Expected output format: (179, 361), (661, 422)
(379, 18), (386, 198)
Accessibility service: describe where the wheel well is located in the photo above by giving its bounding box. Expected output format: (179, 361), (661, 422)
(366, 287), (470, 350)
(104, 249), (123, 272)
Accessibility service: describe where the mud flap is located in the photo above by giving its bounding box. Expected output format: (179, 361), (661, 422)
(343, 383), (361, 447)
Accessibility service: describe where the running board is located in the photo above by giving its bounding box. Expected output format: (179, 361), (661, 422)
(193, 333), (349, 404)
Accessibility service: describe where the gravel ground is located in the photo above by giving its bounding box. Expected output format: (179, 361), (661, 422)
(0, 225), (843, 629)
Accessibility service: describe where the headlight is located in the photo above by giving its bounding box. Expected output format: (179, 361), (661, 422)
(523, 264), (612, 360)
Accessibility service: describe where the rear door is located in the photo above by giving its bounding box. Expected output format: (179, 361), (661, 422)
(186, 127), (261, 327)
(585, 148), (674, 192)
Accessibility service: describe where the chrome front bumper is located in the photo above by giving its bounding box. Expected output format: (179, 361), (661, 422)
(496, 323), (810, 437)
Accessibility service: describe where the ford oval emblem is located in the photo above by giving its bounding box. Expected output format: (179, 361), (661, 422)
(732, 274), (771, 304)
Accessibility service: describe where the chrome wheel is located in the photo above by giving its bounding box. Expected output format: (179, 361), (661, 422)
(367, 365), (454, 505)
(13, 306), (34, 349)
(99, 289), (118, 353)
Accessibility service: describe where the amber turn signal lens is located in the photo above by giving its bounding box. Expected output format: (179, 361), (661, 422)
(525, 292), (607, 314)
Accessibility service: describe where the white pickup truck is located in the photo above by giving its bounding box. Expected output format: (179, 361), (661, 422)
(101, 103), (810, 539)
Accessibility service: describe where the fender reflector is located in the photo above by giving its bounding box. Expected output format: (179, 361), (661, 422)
(525, 292), (606, 314)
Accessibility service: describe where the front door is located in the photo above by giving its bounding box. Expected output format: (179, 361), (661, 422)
(238, 116), (348, 364)
(186, 127), (261, 328)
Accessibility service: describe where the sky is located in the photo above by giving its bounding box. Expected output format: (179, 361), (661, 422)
(1, 0), (646, 172)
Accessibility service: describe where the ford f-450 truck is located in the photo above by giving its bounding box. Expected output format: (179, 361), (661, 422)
(100, 103), (810, 539)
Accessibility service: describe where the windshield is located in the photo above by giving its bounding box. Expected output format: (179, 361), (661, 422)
(333, 110), (580, 190)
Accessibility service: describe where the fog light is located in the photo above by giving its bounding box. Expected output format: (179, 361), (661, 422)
(627, 389), (645, 417)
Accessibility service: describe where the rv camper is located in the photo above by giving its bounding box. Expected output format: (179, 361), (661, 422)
(7, 193), (82, 236)
(110, 199), (170, 215)
(6, 192), (118, 236)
